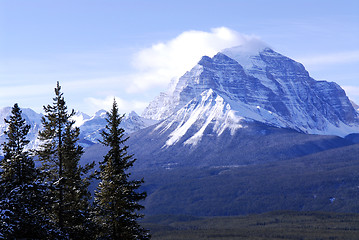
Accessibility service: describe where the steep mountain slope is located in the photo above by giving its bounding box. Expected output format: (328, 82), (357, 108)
(126, 120), (353, 170)
(134, 45), (359, 166)
(143, 47), (359, 148)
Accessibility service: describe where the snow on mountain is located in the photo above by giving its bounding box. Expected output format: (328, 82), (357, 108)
(0, 45), (357, 153)
(78, 110), (157, 144)
(142, 46), (359, 146)
(155, 89), (245, 146)
(0, 107), (156, 155)
(122, 111), (158, 134)
(77, 110), (107, 143)
(72, 111), (91, 128)
(0, 107), (43, 153)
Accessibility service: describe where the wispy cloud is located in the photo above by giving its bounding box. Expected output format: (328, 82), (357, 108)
(127, 27), (266, 93)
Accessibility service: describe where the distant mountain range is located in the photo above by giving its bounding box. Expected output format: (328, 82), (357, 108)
(73, 110), (156, 147)
(0, 107), (156, 154)
(1, 44), (359, 216)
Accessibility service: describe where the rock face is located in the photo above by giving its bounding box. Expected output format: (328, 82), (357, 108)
(142, 46), (359, 147)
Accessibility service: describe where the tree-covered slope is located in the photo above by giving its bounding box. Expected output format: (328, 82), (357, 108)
(133, 143), (359, 216)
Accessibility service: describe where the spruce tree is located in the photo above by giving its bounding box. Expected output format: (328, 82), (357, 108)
(0, 103), (61, 239)
(94, 99), (149, 240)
(37, 82), (94, 239)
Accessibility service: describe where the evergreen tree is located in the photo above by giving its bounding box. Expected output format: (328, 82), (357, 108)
(94, 100), (150, 240)
(0, 103), (62, 239)
(37, 82), (94, 239)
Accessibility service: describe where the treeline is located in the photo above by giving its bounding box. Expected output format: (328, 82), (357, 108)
(0, 82), (150, 240)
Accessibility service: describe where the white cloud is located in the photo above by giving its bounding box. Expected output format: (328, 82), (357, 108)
(127, 27), (266, 93)
(86, 96), (148, 115)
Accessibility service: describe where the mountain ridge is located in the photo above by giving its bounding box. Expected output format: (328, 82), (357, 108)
(142, 47), (359, 146)
(0, 106), (156, 154)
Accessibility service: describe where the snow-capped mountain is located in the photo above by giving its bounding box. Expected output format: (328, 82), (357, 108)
(78, 110), (157, 144)
(0, 107), (43, 152)
(142, 46), (359, 147)
(0, 107), (155, 155)
(72, 111), (92, 128)
(83, 44), (359, 217)
(154, 89), (245, 146)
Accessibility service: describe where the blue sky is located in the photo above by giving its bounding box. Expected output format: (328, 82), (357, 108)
(0, 0), (358, 115)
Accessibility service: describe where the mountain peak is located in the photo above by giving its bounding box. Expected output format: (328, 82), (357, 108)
(72, 111), (91, 128)
(143, 47), (359, 142)
(221, 43), (269, 57)
(128, 111), (139, 118)
(95, 109), (107, 118)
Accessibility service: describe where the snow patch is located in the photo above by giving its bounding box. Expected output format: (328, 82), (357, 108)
(162, 89), (246, 147)
(72, 111), (91, 128)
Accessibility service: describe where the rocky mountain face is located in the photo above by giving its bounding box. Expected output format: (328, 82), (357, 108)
(142, 47), (359, 148)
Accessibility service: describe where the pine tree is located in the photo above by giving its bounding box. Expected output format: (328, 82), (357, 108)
(94, 99), (150, 240)
(37, 82), (94, 239)
(61, 120), (95, 239)
(0, 103), (62, 239)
